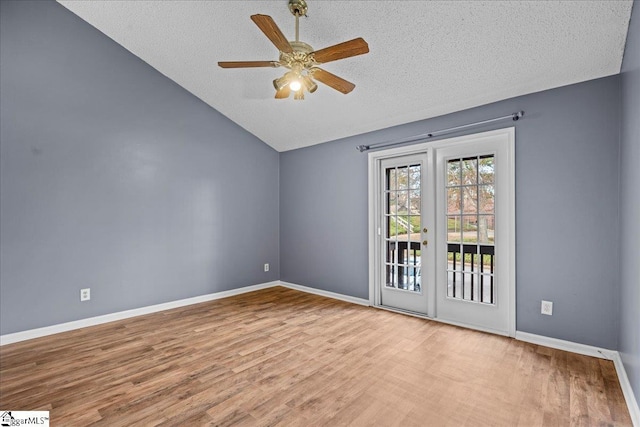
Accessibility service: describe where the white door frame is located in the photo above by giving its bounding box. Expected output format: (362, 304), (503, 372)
(368, 127), (516, 337)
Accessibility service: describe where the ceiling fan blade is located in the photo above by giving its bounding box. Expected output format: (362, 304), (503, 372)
(311, 68), (356, 94)
(312, 37), (369, 64)
(275, 85), (291, 99)
(218, 61), (279, 68)
(251, 14), (293, 54)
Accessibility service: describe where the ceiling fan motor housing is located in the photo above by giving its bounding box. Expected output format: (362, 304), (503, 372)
(289, 41), (313, 54)
(279, 41), (315, 76)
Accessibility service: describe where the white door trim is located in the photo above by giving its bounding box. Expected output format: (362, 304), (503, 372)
(368, 127), (516, 337)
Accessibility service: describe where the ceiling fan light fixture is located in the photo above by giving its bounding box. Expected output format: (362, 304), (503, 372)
(301, 75), (317, 93)
(294, 88), (305, 100)
(273, 73), (293, 91)
(289, 79), (302, 92)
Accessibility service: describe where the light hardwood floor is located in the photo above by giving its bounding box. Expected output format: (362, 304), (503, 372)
(0, 287), (632, 426)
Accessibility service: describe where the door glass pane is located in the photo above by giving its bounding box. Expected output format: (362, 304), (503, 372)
(479, 156), (494, 184)
(388, 168), (397, 190)
(408, 215), (420, 234)
(409, 190), (421, 215)
(478, 215), (494, 245)
(462, 215), (478, 243)
(462, 186), (478, 214)
(397, 167), (408, 190)
(385, 264), (396, 287)
(408, 265), (420, 291)
(385, 164), (421, 293)
(447, 216), (461, 242)
(447, 270), (462, 299)
(385, 241), (395, 263)
(386, 192), (396, 214)
(397, 191), (409, 214)
(447, 160), (461, 186)
(462, 272), (479, 301)
(462, 157), (478, 185)
(479, 244), (495, 304)
(409, 165), (420, 189)
(480, 274), (494, 304)
(478, 185), (494, 213)
(447, 188), (460, 214)
(387, 216), (398, 238)
(446, 156), (495, 305)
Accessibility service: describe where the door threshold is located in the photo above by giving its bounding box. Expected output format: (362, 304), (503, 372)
(375, 304), (431, 320)
(374, 304), (512, 337)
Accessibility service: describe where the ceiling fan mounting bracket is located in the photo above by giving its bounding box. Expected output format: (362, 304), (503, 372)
(288, 0), (308, 17)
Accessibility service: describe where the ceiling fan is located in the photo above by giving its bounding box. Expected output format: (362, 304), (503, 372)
(218, 0), (369, 100)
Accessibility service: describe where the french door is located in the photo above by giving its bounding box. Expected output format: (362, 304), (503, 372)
(378, 153), (434, 315)
(369, 128), (515, 336)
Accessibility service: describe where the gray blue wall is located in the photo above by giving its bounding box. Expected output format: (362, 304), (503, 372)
(620, 1), (640, 410)
(0, 0), (280, 335)
(281, 76), (622, 350)
(280, 141), (369, 300)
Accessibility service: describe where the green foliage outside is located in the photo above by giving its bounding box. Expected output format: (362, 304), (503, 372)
(447, 217), (479, 232)
(388, 213), (421, 236)
(448, 252), (493, 267)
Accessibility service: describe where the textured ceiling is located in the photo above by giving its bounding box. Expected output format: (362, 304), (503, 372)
(57, 1), (633, 152)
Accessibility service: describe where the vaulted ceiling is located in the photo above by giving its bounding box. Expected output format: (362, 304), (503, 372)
(57, 1), (633, 152)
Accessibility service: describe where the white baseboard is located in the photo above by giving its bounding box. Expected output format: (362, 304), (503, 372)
(278, 281), (370, 307)
(515, 331), (617, 360)
(0, 281), (368, 346)
(612, 352), (640, 427)
(0, 281), (279, 346)
(516, 331), (639, 427)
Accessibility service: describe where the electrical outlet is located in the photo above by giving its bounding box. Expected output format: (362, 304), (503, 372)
(541, 300), (553, 316)
(264, 263), (270, 272)
(80, 288), (90, 302)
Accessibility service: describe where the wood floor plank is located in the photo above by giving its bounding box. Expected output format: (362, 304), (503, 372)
(0, 286), (632, 426)
(600, 358), (633, 424)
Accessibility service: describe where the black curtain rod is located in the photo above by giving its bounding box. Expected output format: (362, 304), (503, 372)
(356, 111), (525, 153)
